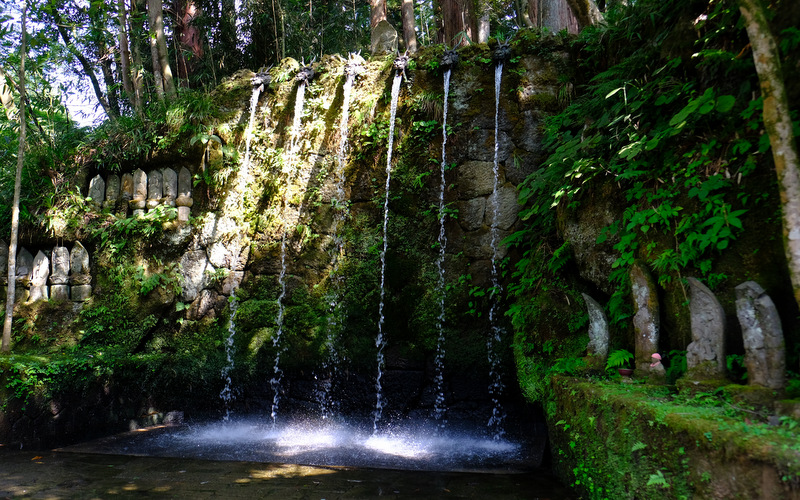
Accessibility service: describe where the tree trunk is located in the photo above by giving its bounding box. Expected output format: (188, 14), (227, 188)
(477, 0), (492, 43)
(526, 0), (580, 33)
(401, 0), (418, 53)
(117, 0), (141, 115)
(149, 0), (177, 99)
(564, 0), (602, 29)
(50, 4), (118, 120)
(739, 0), (800, 311)
(371, 0), (386, 28)
(148, 1), (165, 101)
(2, 3), (27, 353)
(129, 0), (147, 109)
(438, 0), (477, 46)
(175, 0), (204, 85)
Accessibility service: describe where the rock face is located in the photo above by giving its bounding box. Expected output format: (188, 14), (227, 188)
(685, 278), (726, 379)
(735, 281), (785, 390)
(179, 250), (215, 302)
(582, 293), (608, 367)
(630, 261), (664, 376)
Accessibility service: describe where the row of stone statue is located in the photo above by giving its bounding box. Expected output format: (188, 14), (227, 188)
(87, 167), (193, 221)
(0, 240), (92, 303)
(585, 261), (785, 390)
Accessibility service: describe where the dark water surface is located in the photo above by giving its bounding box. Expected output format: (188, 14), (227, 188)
(0, 448), (572, 499)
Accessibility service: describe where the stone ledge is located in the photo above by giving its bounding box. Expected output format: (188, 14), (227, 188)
(546, 376), (800, 499)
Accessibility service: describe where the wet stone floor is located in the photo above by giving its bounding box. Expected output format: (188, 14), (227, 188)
(0, 449), (572, 499)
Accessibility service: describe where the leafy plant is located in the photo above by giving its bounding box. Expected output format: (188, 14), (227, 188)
(606, 349), (634, 371)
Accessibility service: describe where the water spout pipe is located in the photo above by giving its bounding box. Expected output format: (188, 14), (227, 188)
(296, 65), (315, 84)
(251, 68), (272, 91)
(492, 40), (511, 64)
(393, 50), (411, 79)
(345, 53), (366, 78)
(441, 49), (459, 69)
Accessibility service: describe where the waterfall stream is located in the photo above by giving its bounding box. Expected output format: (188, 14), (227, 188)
(319, 70), (357, 419)
(374, 72), (403, 433)
(487, 62), (506, 439)
(290, 81), (307, 154)
(434, 68), (452, 427)
(270, 229), (288, 425)
(241, 85), (261, 176)
(219, 293), (238, 421)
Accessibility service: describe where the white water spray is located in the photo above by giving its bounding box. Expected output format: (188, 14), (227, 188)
(434, 68), (452, 427)
(487, 62), (506, 439)
(374, 72), (403, 433)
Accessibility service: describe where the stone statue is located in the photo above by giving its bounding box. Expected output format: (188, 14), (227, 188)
(176, 167), (193, 222)
(735, 281), (785, 390)
(146, 169), (163, 210)
(88, 175), (105, 209)
(132, 169), (148, 215)
(29, 251), (50, 301)
(630, 261), (665, 378)
(49, 246), (70, 301)
(371, 20), (398, 55)
(70, 242), (91, 301)
(582, 293), (609, 367)
(104, 174), (120, 210)
(162, 168), (178, 207)
(686, 278), (726, 379)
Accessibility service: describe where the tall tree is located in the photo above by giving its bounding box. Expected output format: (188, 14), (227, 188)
(401, 0), (418, 53)
(117, 0), (143, 116)
(524, 0), (580, 34)
(48, 3), (118, 120)
(437, 0), (477, 46)
(371, 0), (387, 28)
(739, 0), (800, 311)
(175, 1), (204, 85)
(2, 2), (28, 352)
(149, 0), (177, 99)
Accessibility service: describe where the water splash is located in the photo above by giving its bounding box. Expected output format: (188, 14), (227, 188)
(270, 229), (288, 425)
(374, 72), (404, 434)
(487, 62), (506, 439)
(219, 294), (238, 421)
(433, 68), (452, 428)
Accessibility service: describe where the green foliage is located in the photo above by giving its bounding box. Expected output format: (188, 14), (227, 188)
(606, 349), (634, 370)
(508, 0), (770, 333)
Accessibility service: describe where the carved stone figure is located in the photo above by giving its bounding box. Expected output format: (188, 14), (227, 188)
(162, 168), (178, 207)
(176, 167), (193, 222)
(371, 20), (398, 55)
(146, 169), (163, 210)
(132, 169), (147, 214)
(121, 173), (134, 200)
(582, 293), (609, 365)
(69, 242), (91, 301)
(630, 261), (664, 377)
(49, 246), (70, 301)
(88, 175), (105, 209)
(29, 251), (50, 301)
(735, 281), (785, 390)
(104, 174), (120, 210)
(686, 277), (726, 379)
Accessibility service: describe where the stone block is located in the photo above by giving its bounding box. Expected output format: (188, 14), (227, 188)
(28, 285), (48, 302)
(50, 285), (70, 301)
(71, 284), (92, 302)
